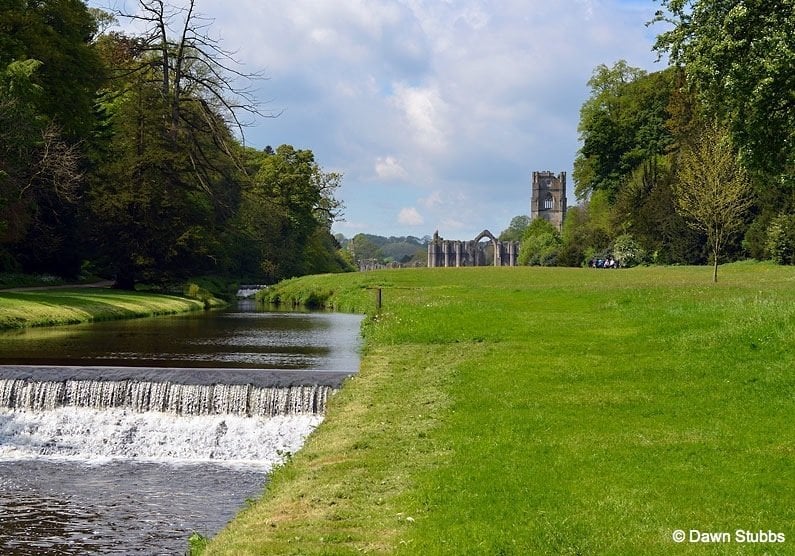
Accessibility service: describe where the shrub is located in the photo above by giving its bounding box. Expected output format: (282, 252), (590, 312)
(765, 213), (795, 265)
(519, 232), (562, 266)
(184, 282), (215, 309)
(611, 234), (647, 267)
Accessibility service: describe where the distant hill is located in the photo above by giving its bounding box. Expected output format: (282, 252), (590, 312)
(335, 233), (430, 264)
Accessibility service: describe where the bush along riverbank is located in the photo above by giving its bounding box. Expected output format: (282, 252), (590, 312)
(206, 262), (795, 555)
(0, 288), (224, 329)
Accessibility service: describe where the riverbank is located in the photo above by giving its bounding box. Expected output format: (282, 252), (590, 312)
(0, 288), (223, 329)
(206, 262), (794, 554)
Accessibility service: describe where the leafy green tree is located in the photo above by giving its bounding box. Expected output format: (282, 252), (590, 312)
(653, 0), (795, 190)
(0, 59), (83, 274)
(0, 0), (104, 275)
(518, 219), (561, 266)
(84, 2), (278, 287)
(0, 0), (104, 139)
(672, 123), (753, 282)
(499, 215), (531, 242)
(87, 54), (244, 287)
(574, 62), (675, 201)
(233, 145), (345, 282)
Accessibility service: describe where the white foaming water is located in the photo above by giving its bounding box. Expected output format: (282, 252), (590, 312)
(0, 406), (322, 470)
(0, 379), (333, 416)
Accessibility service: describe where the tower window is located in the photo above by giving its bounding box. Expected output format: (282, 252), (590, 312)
(544, 195), (554, 210)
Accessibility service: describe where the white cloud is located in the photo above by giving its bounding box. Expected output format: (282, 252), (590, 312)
(398, 207), (424, 226)
(375, 156), (408, 181)
(419, 191), (443, 209)
(390, 83), (449, 153)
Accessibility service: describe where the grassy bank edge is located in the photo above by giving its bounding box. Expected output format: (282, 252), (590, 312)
(0, 288), (225, 330)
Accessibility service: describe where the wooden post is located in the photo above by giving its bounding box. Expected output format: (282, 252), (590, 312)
(375, 287), (382, 310)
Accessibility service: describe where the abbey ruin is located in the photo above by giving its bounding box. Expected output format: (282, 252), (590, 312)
(427, 229), (520, 267)
(426, 170), (567, 267)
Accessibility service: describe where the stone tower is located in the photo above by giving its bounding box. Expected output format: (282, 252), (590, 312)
(530, 171), (567, 231)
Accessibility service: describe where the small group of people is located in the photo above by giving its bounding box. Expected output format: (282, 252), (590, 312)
(589, 256), (619, 269)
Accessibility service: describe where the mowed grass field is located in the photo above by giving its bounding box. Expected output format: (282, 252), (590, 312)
(0, 288), (215, 329)
(209, 263), (788, 554)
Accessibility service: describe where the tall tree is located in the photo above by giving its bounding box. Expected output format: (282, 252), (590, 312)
(233, 145), (345, 282)
(113, 0), (268, 147)
(0, 60), (83, 274)
(574, 62), (674, 201)
(672, 123), (752, 282)
(0, 0), (103, 274)
(86, 1), (267, 287)
(87, 72), (243, 287)
(653, 0), (795, 192)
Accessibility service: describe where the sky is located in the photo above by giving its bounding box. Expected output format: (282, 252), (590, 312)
(93, 0), (668, 240)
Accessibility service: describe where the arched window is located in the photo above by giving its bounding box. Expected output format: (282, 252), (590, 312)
(544, 195), (554, 210)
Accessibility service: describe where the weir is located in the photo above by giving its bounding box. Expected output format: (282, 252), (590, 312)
(0, 365), (351, 417)
(0, 365), (353, 464)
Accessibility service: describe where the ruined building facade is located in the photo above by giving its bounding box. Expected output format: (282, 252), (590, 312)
(427, 230), (520, 267)
(530, 171), (567, 230)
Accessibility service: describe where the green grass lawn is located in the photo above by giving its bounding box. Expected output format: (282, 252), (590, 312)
(0, 289), (216, 329)
(204, 263), (791, 554)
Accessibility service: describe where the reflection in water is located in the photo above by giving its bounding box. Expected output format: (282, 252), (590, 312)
(0, 305), (362, 370)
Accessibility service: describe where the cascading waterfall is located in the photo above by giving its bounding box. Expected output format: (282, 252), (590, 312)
(0, 378), (333, 417)
(0, 374), (342, 466)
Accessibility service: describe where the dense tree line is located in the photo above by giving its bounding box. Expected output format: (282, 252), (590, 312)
(0, 1), (350, 287)
(508, 0), (793, 275)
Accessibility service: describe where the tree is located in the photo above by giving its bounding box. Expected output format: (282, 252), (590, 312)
(518, 219), (561, 266)
(765, 214), (795, 265)
(87, 75), (243, 287)
(113, 0), (269, 145)
(0, 60), (84, 274)
(574, 62), (675, 201)
(499, 215), (531, 242)
(498, 215), (531, 242)
(232, 145), (345, 282)
(0, 0), (104, 139)
(86, 1), (269, 287)
(0, 0), (104, 274)
(672, 123), (752, 282)
(653, 0), (795, 190)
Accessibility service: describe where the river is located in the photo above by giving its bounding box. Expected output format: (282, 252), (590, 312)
(0, 301), (362, 555)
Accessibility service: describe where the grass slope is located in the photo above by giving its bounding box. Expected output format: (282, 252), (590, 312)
(207, 263), (794, 555)
(0, 289), (213, 329)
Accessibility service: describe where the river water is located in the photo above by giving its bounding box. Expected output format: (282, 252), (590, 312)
(0, 302), (362, 555)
